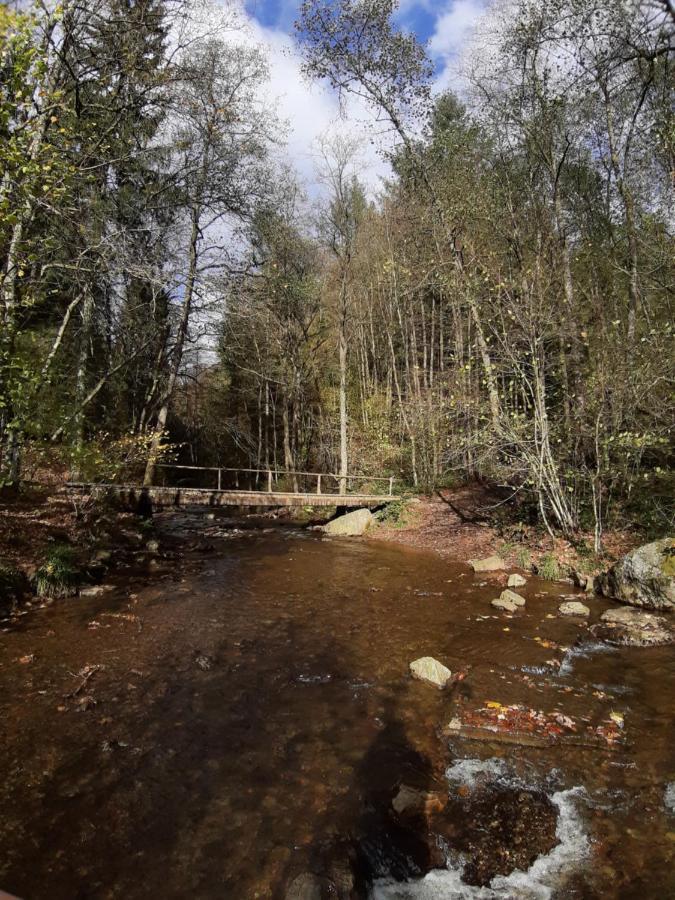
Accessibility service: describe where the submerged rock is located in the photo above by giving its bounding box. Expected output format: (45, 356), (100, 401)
(591, 606), (674, 646)
(285, 873), (323, 900)
(321, 508), (373, 537)
(559, 600), (590, 617)
(434, 774), (559, 888)
(507, 573), (527, 588)
(79, 584), (114, 598)
(597, 538), (675, 611)
(500, 589), (526, 607)
(409, 656), (453, 688)
(392, 784), (446, 818)
(469, 555), (506, 573)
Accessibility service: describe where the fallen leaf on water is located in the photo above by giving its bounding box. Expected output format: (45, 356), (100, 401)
(18, 654), (34, 664)
(486, 701), (503, 709)
(609, 711), (625, 728)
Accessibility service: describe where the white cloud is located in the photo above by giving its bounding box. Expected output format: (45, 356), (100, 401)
(202, 1), (392, 198)
(428, 0), (490, 95)
(429, 0), (488, 58)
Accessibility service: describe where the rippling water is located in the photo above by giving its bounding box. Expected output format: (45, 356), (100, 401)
(0, 513), (673, 898)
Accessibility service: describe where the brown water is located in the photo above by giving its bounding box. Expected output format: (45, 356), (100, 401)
(0, 514), (673, 899)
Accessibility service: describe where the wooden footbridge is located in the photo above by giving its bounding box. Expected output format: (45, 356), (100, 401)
(65, 465), (399, 509)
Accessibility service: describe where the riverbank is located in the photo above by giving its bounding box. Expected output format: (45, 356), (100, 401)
(370, 486), (642, 583)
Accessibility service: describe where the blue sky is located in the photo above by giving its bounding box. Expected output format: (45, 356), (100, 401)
(234, 1), (491, 191)
(244, 0), (437, 42)
(243, 1), (489, 73)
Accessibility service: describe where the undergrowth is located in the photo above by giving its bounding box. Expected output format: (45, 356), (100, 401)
(33, 545), (81, 598)
(375, 499), (410, 528)
(537, 553), (561, 581)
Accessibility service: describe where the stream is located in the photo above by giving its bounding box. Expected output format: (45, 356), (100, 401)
(0, 512), (673, 898)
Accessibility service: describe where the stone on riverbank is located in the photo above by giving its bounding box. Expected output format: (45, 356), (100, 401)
(559, 600), (590, 617)
(469, 555), (506, 573)
(597, 538), (675, 611)
(508, 573), (527, 588)
(409, 656), (453, 688)
(591, 606), (674, 646)
(321, 508), (373, 537)
(500, 589), (526, 607)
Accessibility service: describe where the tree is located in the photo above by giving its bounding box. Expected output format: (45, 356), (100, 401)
(144, 34), (276, 483)
(316, 133), (366, 490)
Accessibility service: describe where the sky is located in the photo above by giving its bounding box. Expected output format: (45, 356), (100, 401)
(227, 0), (491, 194)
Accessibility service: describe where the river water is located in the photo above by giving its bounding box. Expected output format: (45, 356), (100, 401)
(0, 514), (673, 899)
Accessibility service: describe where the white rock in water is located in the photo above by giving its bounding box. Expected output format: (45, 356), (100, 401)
(500, 589), (526, 607)
(508, 573), (527, 588)
(469, 555), (506, 572)
(409, 656), (453, 688)
(559, 600), (590, 616)
(492, 597), (518, 612)
(321, 508), (373, 536)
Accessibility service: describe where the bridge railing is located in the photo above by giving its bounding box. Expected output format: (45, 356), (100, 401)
(153, 465), (396, 497)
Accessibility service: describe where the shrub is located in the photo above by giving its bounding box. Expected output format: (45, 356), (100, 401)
(516, 547), (532, 570)
(375, 499), (409, 527)
(537, 553), (560, 581)
(33, 545), (80, 598)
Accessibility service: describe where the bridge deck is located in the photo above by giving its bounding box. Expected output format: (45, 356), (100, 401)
(65, 483), (397, 508)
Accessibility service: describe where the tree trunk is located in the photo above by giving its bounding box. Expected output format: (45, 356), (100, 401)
(144, 157), (206, 485)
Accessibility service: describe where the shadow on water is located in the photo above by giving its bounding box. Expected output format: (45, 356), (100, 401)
(277, 685), (442, 899)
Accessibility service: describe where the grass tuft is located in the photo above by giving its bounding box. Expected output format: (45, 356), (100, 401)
(33, 545), (80, 598)
(537, 552), (560, 581)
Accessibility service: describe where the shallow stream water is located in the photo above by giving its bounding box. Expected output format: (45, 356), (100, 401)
(0, 513), (673, 898)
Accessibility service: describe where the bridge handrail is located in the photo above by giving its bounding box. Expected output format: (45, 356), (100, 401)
(155, 464), (392, 481)
(153, 464), (397, 495)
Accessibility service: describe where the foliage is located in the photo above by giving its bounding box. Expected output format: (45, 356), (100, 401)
(375, 499), (410, 527)
(32, 545), (80, 598)
(537, 554), (561, 582)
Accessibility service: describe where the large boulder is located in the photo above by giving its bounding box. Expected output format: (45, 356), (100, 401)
(597, 538), (675, 611)
(590, 607), (673, 647)
(321, 508), (373, 537)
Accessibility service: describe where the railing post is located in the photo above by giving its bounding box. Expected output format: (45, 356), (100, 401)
(217, 468), (222, 491)
(267, 469), (273, 493)
(389, 476), (394, 496)
(316, 474), (322, 495)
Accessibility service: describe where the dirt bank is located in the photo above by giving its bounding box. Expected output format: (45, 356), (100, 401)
(369, 485), (641, 579)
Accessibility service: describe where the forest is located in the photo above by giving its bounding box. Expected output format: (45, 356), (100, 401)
(1, 0), (673, 546)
